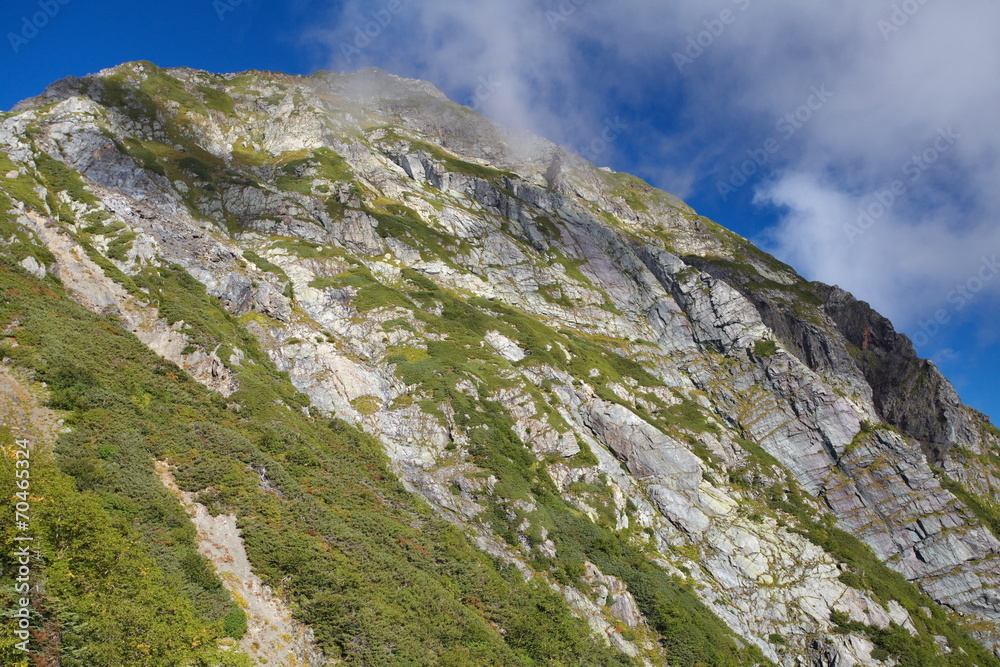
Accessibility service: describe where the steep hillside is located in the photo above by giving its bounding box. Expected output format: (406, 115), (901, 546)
(2, 61), (1000, 666)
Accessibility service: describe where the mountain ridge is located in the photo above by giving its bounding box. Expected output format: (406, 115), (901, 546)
(2, 60), (999, 666)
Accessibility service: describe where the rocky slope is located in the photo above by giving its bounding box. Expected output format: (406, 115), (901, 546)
(2, 61), (1000, 666)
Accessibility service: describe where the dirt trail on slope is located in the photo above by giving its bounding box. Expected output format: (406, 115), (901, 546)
(156, 462), (331, 667)
(0, 365), (327, 665)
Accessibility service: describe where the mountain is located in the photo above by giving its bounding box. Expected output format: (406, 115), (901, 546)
(2, 61), (999, 666)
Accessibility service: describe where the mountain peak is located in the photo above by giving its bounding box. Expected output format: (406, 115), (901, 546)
(2, 64), (1000, 666)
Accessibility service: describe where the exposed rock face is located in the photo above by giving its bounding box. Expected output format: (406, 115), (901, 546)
(686, 258), (983, 465)
(813, 284), (980, 462)
(4, 61), (1000, 666)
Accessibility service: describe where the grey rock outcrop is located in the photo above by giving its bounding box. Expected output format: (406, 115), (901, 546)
(5, 61), (1000, 666)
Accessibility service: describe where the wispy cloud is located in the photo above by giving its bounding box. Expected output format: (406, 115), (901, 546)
(310, 0), (1000, 336)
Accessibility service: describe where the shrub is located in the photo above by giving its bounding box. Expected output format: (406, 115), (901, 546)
(223, 608), (248, 640)
(753, 339), (778, 358)
(350, 395), (381, 415)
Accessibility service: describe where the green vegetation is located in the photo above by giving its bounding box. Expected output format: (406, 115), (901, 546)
(310, 266), (414, 313)
(597, 170), (687, 215)
(115, 137), (252, 223)
(242, 250), (290, 283)
(831, 610), (942, 666)
(938, 474), (1000, 542)
(85, 67), (265, 225)
(97, 63), (214, 119)
(753, 339), (778, 358)
(12, 64), (1000, 666)
(0, 151), (46, 212)
(81, 211), (124, 235)
(130, 263), (251, 352)
(367, 200), (469, 269)
(679, 250), (826, 330)
(0, 247), (634, 666)
(137, 67), (207, 113)
(107, 229), (137, 261)
(178, 156), (212, 181)
(532, 215), (562, 241)
(99, 63), (240, 120)
(94, 74), (155, 120)
(197, 85), (236, 115)
(270, 238), (339, 260)
(600, 172), (650, 212)
(223, 608), (248, 640)
(0, 194), (57, 270)
(350, 395), (382, 415)
(662, 396), (718, 435)
(843, 421), (899, 458)
(19, 146), (109, 229)
(121, 138), (166, 176)
(549, 512), (768, 666)
(307, 276), (340, 290)
(411, 139), (516, 181)
(0, 448), (249, 666)
(0, 264), (249, 665)
(275, 147), (353, 195)
(539, 284), (575, 308)
(688, 255), (821, 306)
(33, 151), (99, 206)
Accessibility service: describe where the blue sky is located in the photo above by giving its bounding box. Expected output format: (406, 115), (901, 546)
(2, 0), (998, 420)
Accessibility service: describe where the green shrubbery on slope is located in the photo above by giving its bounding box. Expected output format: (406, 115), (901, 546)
(0, 251), (631, 666)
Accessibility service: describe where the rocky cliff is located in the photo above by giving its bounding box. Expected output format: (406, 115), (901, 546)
(2, 61), (1000, 666)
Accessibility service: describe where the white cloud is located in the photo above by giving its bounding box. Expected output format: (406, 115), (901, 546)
(312, 0), (1000, 332)
(756, 173), (1000, 327)
(312, 0), (588, 141)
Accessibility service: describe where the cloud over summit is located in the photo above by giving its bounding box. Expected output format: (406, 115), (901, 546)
(314, 0), (1000, 342)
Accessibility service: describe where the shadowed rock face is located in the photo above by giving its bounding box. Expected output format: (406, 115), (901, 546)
(684, 257), (987, 465)
(813, 284), (980, 463)
(4, 61), (1000, 665)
